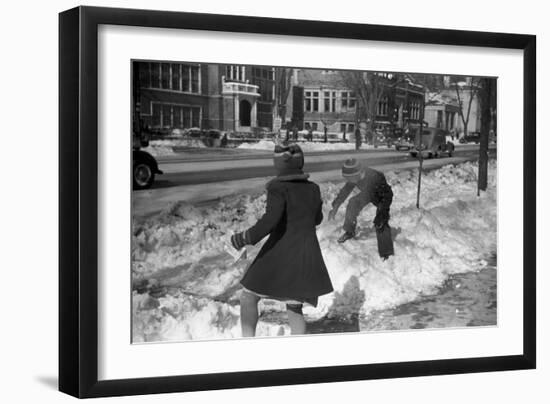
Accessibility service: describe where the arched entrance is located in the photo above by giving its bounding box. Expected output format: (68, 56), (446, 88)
(239, 100), (251, 127)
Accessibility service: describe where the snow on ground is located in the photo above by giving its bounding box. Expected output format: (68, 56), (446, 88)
(142, 138), (206, 157)
(132, 160), (497, 342)
(238, 139), (378, 152)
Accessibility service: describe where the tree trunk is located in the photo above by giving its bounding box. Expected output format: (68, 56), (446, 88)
(478, 78), (492, 194)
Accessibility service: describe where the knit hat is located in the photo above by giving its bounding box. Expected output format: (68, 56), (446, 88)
(273, 143), (304, 175)
(342, 158), (361, 178)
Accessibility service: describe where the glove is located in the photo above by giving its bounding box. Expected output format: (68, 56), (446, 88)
(328, 209), (337, 221)
(231, 231), (248, 250)
(373, 209), (390, 231)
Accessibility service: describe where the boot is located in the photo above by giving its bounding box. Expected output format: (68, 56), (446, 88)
(337, 230), (356, 243)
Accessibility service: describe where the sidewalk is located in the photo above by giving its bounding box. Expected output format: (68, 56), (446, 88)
(133, 156), (474, 217)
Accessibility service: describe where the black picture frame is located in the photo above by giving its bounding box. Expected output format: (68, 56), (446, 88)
(59, 5), (536, 399)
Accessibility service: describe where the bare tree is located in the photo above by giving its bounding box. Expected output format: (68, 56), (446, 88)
(275, 68), (294, 124)
(338, 71), (386, 144)
(454, 77), (480, 139)
(477, 78), (496, 194)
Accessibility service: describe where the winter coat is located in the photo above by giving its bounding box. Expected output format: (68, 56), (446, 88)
(332, 166), (393, 212)
(240, 173), (333, 303)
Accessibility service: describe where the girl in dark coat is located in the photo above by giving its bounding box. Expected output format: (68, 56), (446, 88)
(231, 143), (333, 337)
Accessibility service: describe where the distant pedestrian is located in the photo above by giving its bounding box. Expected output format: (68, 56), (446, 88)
(307, 126), (313, 142)
(220, 132), (228, 147)
(231, 143), (333, 336)
(354, 128), (362, 150)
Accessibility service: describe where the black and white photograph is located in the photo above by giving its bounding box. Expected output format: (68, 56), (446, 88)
(131, 61), (497, 342)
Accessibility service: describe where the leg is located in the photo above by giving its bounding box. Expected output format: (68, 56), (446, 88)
(374, 184), (393, 230)
(286, 304), (306, 335)
(343, 192), (371, 234)
(240, 290), (261, 337)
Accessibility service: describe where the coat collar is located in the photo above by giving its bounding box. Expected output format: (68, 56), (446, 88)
(266, 170), (310, 188)
(274, 173), (310, 182)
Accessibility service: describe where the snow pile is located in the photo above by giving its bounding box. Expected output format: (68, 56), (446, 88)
(132, 160), (497, 342)
(237, 139), (377, 152)
(143, 138), (206, 157)
(236, 139), (276, 151)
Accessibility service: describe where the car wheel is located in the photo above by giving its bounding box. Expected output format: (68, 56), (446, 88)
(410, 152), (417, 158)
(133, 162), (155, 190)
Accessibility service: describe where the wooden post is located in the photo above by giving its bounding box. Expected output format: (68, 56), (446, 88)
(416, 82), (426, 209)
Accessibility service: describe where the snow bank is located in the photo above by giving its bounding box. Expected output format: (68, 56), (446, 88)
(142, 138), (206, 157)
(132, 160), (497, 342)
(237, 139), (377, 152)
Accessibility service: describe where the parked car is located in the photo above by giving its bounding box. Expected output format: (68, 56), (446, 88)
(395, 135), (415, 151)
(409, 127), (455, 158)
(459, 131), (481, 144)
(133, 130), (163, 190)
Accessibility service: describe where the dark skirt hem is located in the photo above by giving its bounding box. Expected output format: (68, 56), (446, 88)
(241, 285), (320, 307)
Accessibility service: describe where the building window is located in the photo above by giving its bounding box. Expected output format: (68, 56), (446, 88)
(147, 63), (200, 93)
(409, 101), (421, 120)
(151, 64), (161, 88)
(171, 64), (181, 91)
(183, 108), (191, 127)
(377, 96), (389, 116)
(191, 67), (200, 93)
(191, 107), (201, 127)
(323, 91), (337, 112)
(375, 72), (395, 80)
(339, 122), (355, 133)
(305, 91), (319, 112)
(305, 122), (319, 131)
(226, 65), (246, 82)
(138, 62), (151, 87)
(152, 103), (161, 127)
(173, 107), (182, 128)
(161, 63), (170, 89)
(162, 104), (172, 127)
(150, 103), (202, 129)
(341, 91), (356, 110)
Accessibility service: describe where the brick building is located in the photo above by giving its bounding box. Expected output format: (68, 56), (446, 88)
(284, 69), (425, 136)
(133, 61), (278, 134)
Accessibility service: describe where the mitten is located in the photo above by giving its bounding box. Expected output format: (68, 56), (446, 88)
(231, 231), (248, 250)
